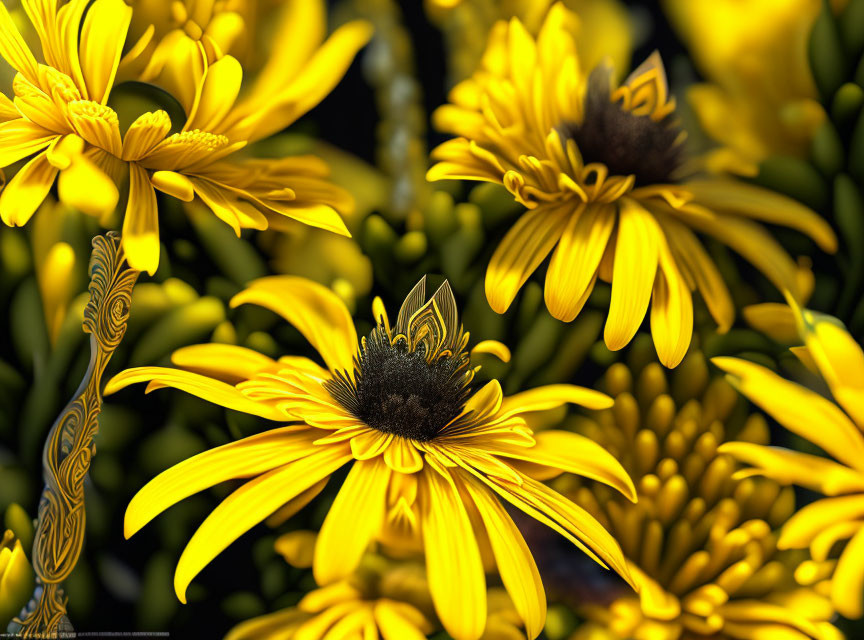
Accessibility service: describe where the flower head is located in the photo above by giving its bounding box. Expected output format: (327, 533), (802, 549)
(0, 0), (371, 274)
(549, 353), (841, 639)
(427, 2), (837, 368)
(714, 304), (864, 620)
(0, 528), (34, 629)
(106, 275), (637, 640)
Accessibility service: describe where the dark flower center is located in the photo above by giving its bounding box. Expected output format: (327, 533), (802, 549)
(325, 326), (472, 442)
(560, 71), (684, 187)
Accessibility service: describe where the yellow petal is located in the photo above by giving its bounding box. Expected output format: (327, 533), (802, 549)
(499, 384), (613, 418)
(830, 525), (864, 618)
(0, 3), (38, 83)
(0, 151), (57, 226)
(314, 457), (390, 584)
(151, 171), (195, 202)
(685, 179), (836, 253)
(230, 276), (358, 373)
(79, 0), (131, 104)
(779, 495), (864, 548)
(122, 163), (160, 275)
(650, 236), (693, 368)
(383, 437), (424, 474)
(421, 467), (487, 640)
(39, 241), (75, 343)
(463, 475), (545, 638)
(486, 204), (571, 314)
(174, 445), (351, 603)
(741, 303), (799, 344)
(470, 340), (511, 363)
(374, 601), (429, 640)
(605, 199), (660, 351)
(545, 203), (614, 322)
(719, 441), (864, 496)
(125, 426), (320, 538)
(104, 367), (286, 420)
(58, 151), (119, 217)
(712, 357), (864, 473)
(491, 430), (636, 501)
(171, 343), (278, 383)
(185, 55), (242, 132)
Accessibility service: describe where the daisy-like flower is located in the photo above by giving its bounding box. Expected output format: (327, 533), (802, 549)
(550, 353), (842, 640)
(714, 305), (864, 620)
(105, 275), (637, 640)
(0, 0), (370, 274)
(662, 0), (826, 175)
(427, 3), (837, 368)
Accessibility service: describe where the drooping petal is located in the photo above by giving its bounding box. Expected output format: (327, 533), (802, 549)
(421, 467), (487, 640)
(185, 55), (243, 133)
(485, 204), (571, 314)
(830, 526), (864, 618)
(170, 344), (279, 383)
(0, 119), (58, 168)
(462, 475), (546, 638)
(490, 430), (636, 501)
(470, 340), (511, 363)
(124, 426), (321, 538)
(0, 3), (39, 83)
(650, 235), (693, 368)
(0, 151), (57, 226)
(104, 367), (286, 420)
(545, 203), (614, 322)
(605, 198), (661, 351)
(122, 163), (160, 275)
(314, 457), (391, 584)
(57, 151), (119, 217)
(174, 445), (352, 602)
(712, 357), (864, 473)
(230, 276), (358, 373)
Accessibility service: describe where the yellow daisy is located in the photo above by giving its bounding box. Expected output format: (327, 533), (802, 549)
(551, 352), (842, 640)
(105, 275), (637, 640)
(0, 0), (370, 274)
(427, 2), (837, 368)
(714, 305), (864, 620)
(662, 0), (829, 174)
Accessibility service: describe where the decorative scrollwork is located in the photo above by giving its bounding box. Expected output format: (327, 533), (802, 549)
(9, 232), (140, 638)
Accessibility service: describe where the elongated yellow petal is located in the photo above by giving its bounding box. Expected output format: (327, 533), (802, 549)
(719, 442), (864, 495)
(499, 384), (613, 418)
(104, 367), (286, 420)
(374, 601), (428, 640)
(0, 151), (57, 226)
(79, 0), (131, 104)
(462, 475), (546, 638)
(122, 163), (160, 275)
(685, 179), (836, 253)
(779, 495), (864, 548)
(58, 152), (119, 217)
(383, 437), (424, 474)
(230, 276), (358, 373)
(125, 426), (320, 538)
(186, 55), (242, 133)
(486, 204), (571, 314)
(831, 525), (864, 618)
(151, 171), (195, 202)
(545, 203), (614, 322)
(491, 430), (636, 501)
(174, 445), (352, 602)
(650, 236), (693, 368)
(470, 340), (511, 363)
(797, 309), (864, 430)
(605, 198), (660, 351)
(314, 457), (390, 584)
(171, 344), (279, 383)
(421, 467), (486, 640)
(0, 3), (38, 83)
(712, 357), (864, 473)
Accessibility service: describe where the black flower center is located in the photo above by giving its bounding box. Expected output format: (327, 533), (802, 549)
(560, 73), (684, 187)
(325, 326), (472, 442)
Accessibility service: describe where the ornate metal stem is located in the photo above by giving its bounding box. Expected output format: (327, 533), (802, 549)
(9, 232), (140, 637)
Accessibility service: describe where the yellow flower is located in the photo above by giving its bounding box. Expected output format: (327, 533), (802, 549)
(427, 3), (836, 368)
(105, 275), (637, 640)
(713, 305), (864, 620)
(551, 353), (842, 640)
(0, 0), (371, 274)
(0, 529), (34, 629)
(662, 0), (829, 174)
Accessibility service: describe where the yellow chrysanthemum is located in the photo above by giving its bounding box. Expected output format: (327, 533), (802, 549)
(713, 305), (864, 620)
(105, 275), (638, 640)
(0, 0), (370, 274)
(427, 3), (837, 368)
(662, 0), (833, 174)
(551, 353), (842, 640)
